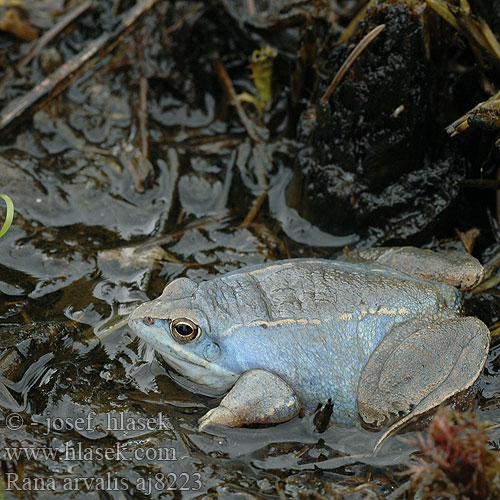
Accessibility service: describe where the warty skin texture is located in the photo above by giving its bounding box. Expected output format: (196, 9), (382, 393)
(129, 258), (462, 423)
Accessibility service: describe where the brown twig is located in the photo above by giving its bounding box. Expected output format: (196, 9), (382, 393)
(139, 75), (149, 157)
(339, 0), (376, 43)
(164, 2), (203, 37)
(0, 0), (161, 135)
(446, 90), (500, 137)
(135, 24), (149, 159)
(463, 179), (500, 189)
(427, 0), (500, 67)
(112, 0), (122, 16)
(0, 0), (93, 95)
(215, 60), (263, 143)
(239, 142), (270, 226)
(216, 150), (236, 215)
(240, 191), (267, 228)
(20, 1), (93, 71)
(496, 165), (500, 229)
(247, 0), (256, 16)
(321, 23), (385, 104)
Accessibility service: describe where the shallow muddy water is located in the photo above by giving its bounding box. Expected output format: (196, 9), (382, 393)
(1, 1), (500, 499)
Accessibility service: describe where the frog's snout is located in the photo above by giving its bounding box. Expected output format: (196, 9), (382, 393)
(128, 301), (157, 328)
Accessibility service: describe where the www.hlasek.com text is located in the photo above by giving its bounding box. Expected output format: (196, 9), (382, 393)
(2, 442), (177, 462)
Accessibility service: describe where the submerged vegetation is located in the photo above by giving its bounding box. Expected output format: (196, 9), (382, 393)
(406, 408), (500, 499)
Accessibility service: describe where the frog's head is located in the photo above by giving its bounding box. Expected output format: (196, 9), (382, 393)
(128, 277), (239, 393)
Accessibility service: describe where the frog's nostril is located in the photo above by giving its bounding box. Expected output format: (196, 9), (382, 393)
(144, 317), (154, 325)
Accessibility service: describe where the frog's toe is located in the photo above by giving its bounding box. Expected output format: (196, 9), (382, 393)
(198, 369), (301, 432)
(198, 406), (237, 432)
(358, 317), (490, 452)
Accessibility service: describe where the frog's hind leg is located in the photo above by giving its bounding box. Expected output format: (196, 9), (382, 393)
(345, 246), (484, 290)
(357, 317), (490, 453)
(198, 369), (301, 432)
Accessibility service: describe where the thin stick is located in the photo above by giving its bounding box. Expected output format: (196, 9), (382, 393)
(164, 2), (203, 37)
(0, 0), (93, 95)
(321, 24), (385, 104)
(215, 60), (263, 143)
(139, 75), (149, 157)
(216, 150), (236, 215)
(463, 179), (500, 189)
(240, 190), (267, 228)
(136, 25), (149, 158)
(18, 0), (93, 71)
(112, 0), (122, 16)
(496, 165), (500, 229)
(240, 142), (269, 227)
(247, 0), (256, 16)
(0, 0), (161, 134)
(156, 148), (180, 235)
(339, 0), (375, 43)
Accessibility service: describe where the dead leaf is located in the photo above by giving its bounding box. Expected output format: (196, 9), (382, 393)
(0, 8), (38, 41)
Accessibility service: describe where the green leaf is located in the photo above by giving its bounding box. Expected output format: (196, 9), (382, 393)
(0, 193), (14, 238)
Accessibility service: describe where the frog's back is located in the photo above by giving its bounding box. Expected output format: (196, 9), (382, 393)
(197, 259), (460, 325)
(193, 259), (462, 420)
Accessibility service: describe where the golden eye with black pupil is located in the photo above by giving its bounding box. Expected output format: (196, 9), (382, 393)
(171, 318), (200, 342)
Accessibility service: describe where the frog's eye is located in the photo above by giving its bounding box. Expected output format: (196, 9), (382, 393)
(171, 318), (200, 342)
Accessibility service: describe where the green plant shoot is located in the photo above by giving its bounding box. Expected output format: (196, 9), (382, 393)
(0, 194), (14, 238)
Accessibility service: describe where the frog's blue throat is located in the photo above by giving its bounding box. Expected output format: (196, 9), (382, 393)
(128, 311), (238, 393)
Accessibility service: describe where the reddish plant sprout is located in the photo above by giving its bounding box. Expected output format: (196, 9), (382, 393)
(405, 407), (500, 500)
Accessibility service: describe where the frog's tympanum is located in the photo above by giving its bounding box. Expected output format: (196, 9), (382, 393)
(128, 247), (490, 450)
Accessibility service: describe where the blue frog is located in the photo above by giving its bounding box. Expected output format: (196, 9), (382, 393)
(129, 247), (489, 450)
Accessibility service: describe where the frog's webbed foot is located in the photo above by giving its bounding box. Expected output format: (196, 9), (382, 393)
(198, 369), (301, 432)
(357, 317), (490, 453)
(344, 246), (484, 290)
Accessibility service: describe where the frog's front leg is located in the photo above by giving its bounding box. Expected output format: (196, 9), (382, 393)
(345, 246), (484, 290)
(198, 369), (301, 431)
(357, 317), (490, 453)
